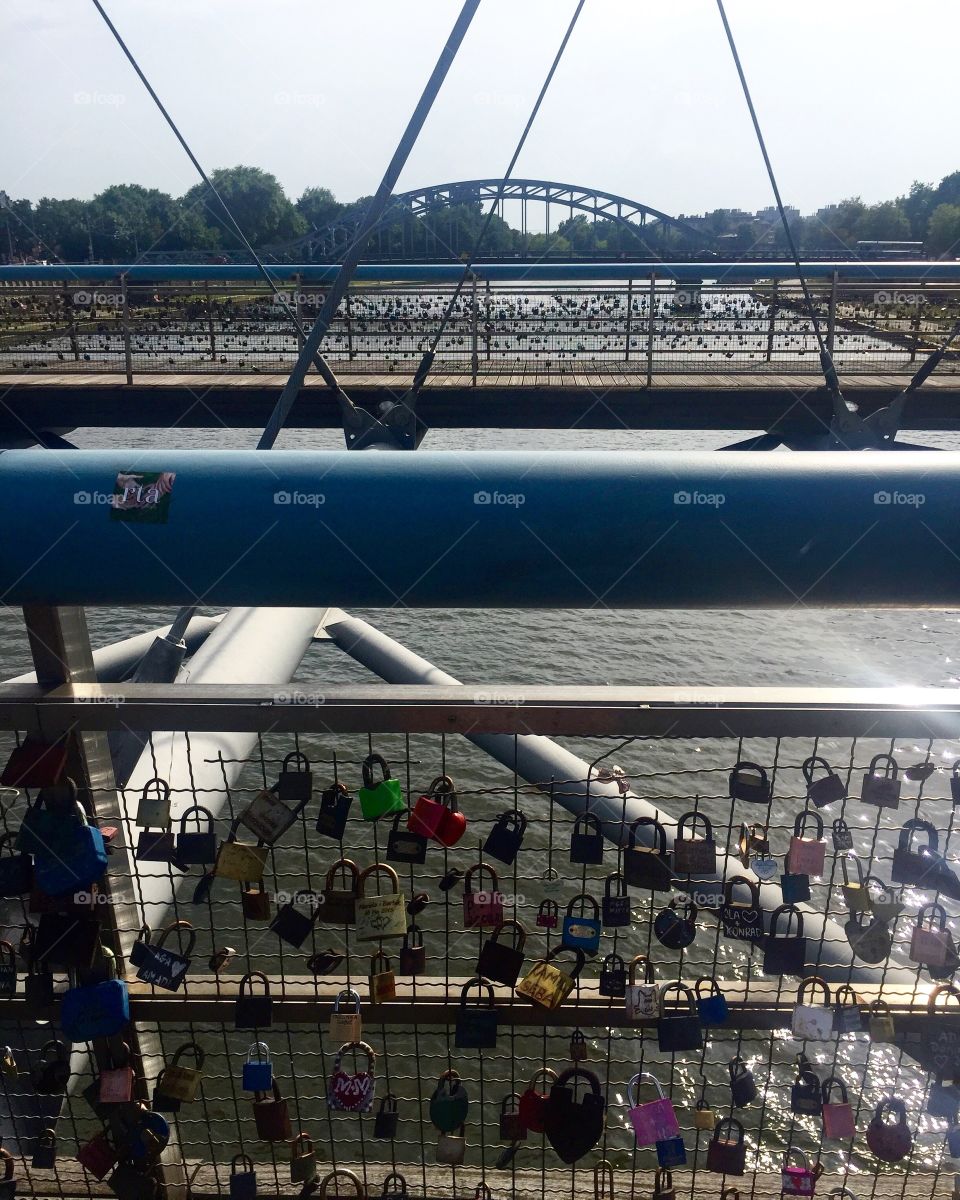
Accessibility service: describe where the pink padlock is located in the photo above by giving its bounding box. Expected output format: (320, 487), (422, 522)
(781, 1148), (816, 1196)
(463, 863), (504, 928)
(788, 812), (826, 875)
(628, 1072), (680, 1147)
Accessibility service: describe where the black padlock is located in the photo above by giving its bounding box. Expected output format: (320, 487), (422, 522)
(762, 904), (807, 975)
(654, 898), (698, 950)
(891, 818), (940, 888)
(657, 983), (703, 1052)
(477, 919), (526, 987)
(706, 1118), (747, 1175)
(269, 890), (321, 949)
(802, 756), (847, 808)
(728, 1056), (757, 1107)
(832, 818), (854, 852)
(235, 971), (273, 1030)
(721, 876), (764, 941)
(601, 872), (631, 927)
(483, 808), (527, 866)
(34, 1040), (70, 1094)
(31, 1129), (56, 1170)
(23, 968), (55, 1009)
(398, 926), (426, 975)
(790, 1067), (822, 1115)
(276, 750), (312, 807)
(386, 812), (427, 866)
(316, 782), (352, 840)
(454, 978), (498, 1049)
(599, 951), (627, 998)
(500, 1092), (525, 1141)
(729, 760), (771, 804)
(175, 805), (217, 865)
(569, 812), (604, 865)
(623, 816), (673, 891)
(780, 871), (810, 904)
(0, 832), (32, 897)
(374, 1093), (399, 1139)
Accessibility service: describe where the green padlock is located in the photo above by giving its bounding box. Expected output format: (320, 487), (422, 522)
(429, 1069), (469, 1133)
(359, 754), (405, 821)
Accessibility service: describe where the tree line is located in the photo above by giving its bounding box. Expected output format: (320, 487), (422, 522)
(2, 164), (959, 261)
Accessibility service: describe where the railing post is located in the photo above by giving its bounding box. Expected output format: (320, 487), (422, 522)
(345, 291), (355, 361)
(646, 271), (656, 388)
(470, 273), (479, 385)
(120, 272), (133, 385)
(827, 269), (838, 356)
(766, 280), (778, 363)
(910, 301), (922, 363)
(204, 281), (216, 362)
(624, 277), (633, 362)
(294, 272), (305, 354)
(63, 285), (81, 361)
(485, 279), (492, 360)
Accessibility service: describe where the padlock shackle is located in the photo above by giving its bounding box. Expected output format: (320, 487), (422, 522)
(793, 809), (824, 839)
(628, 954), (655, 985)
(463, 860), (499, 891)
(553, 1065), (602, 1098)
(358, 861), (401, 897)
(542, 944), (586, 979)
(627, 1070), (665, 1107)
(140, 776), (171, 801)
(573, 811), (602, 834)
(178, 804), (214, 833)
(427, 774), (457, 806)
(730, 760), (769, 788)
(723, 874), (760, 907)
(658, 981), (697, 1016)
(603, 871), (627, 898)
(361, 754), (391, 789)
(917, 901), (948, 931)
(694, 975), (723, 1000)
(565, 891), (600, 919)
(867, 752), (898, 778)
(801, 755), (835, 783)
(171, 1041), (204, 1069)
(712, 1116), (745, 1143)
(488, 918), (525, 951)
(281, 749), (310, 773)
(333, 987), (362, 1014)
(769, 902), (804, 939)
(231, 1154), (254, 1172)
(319, 1168), (364, 1200)
(594, 1159), (615, 1200)
(157, 919), (196, 956)
(525, 1066), (559, 1091)
(928, 982), (960, 1011)
(676, 809), (712, 839)
(628, 816), (667, 853)
(325, 857), (360, 888)
(246, 1041), (270, 1062)
(459, 976), (495, 1009)
(898, 817), (938, 852)
(238, 970), (270, 998)
(796, 975), (830, 1005)
(821, 1075), (848, 1103)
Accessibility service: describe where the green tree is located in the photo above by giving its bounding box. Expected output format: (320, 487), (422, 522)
(926, 203), (960, 257)
(807, 197), (865, 251)
(935, 171), (960, 208)
(88, 183), (217, 258)
(853, 201), (911, 242)
(182, 166), (306, 248)
(901, 181), (936, 240)
(296, 186), (343, 230)
(31, 197), (93, 261)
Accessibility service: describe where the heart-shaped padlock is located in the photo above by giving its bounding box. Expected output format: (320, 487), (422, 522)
(654, 900), (698, 950)
(518, 1068), (557, 1134)
(543, 1067), (605, 1164)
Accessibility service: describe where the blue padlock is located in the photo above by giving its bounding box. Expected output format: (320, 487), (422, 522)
(695, 976), (729, 1025)
(61, 979), (129, 1043)
(561, 893), (602, 955)
(947, 1124), (960, 1157)
(32, 799), (107, 896)
(656, 1136), (687, 1168)
(241, 1041), (273, 1091)
(123, 1108), (170, 1163)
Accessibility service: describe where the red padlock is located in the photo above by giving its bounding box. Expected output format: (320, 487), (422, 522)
(76, 1132), (118, 1180)
(98, 1043), (135, 1103)
(518, 1068), (558, 1134)
(463, 863), (504, 928)
(408, 776), (466, 847)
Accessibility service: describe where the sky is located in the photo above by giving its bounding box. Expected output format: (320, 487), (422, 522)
(3, 0), (959, 226)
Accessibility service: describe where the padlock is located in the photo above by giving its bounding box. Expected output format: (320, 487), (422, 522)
(0, 940), (16, 996)
(32, 794), (108, 896)
(721, 875), (764, 941)
(654, 898), (698, 950)
(840, 853), (868, 912)
(868, 999), (896, 1043)
(277, 748), (312, 804)
(329, 988), (363, 1041)
(409, 774), (466, 846)
(738, 821), (769, 868)
(463, 862), (504, 928)
(241, 879), (271, 921)
(2, 737), (67, 789)
(543, 1067), (606, 1164)
(860, 752), (901, 808)
(253, 1080), (292, 1141)
(356, 862), (407, 941)
(135, 919), (195, 991)
(0, 1046), (15, 1080)
(730, 759), (771, 803)
(33, 910), (100, 969)
(570, 1028), (589, 1061)
(602, 871), (631, 927)
(791, 1067), (822, 1115)
(623, 816), (673, 891)
(833, 984), (864, 1034)
(949, 1124), (960, 1156)
(695, 976), (729, 1024)
(477, 919), (526, 987)
(359, 753), (405, 820)
(35, 1039), (70, 1093)
(23, 966), (54, 1009)
(430, 1068), (470, 1132)
(436, 1125), (466, 1165)
(327, 1038), (376, 1112)
(570, 811), (604, 865)
(827, 824), (854, 864)
(927, 986), (960, 1081)
(386, 811), (427, 866)
(289, 1132), (317, 1184)
(536, 898), (559, 929)
(763, 904), (807, 975)
(789, 810), (826, 875)
(321, 858), (360, 925)
(847, 908), (890, 963)
(707, 1117), (747, 1175)
(368, 951), (396, 1003)
(76, 1130), (119, 1180)
(31, 1128), (57, 1169)
(381, 1172), (409, 1200)
(214, 836), (267, 882)
(136, 776), (171, 828)
(792, 976), (833, 1039)
(242, 1042), (273, 1092)
(0, 832), (31, 896)
(98, 1042), (136, 1103)
(658, 983), (703, 1052)
(628, 1071), (681, 1146)
(694, 1082), (715, 1130)
(802, 755), (847, 808)
(241, 751), (311, 843)
(175, 805), (217, 864)
(657, 1134), (687, 1169)
(136, 818), (175, 862)
(892, 817), (941, 888)
(484, 808), (527, 865)
(728, 1056), (758, 1107)
(151, 1067), (181, 1115)
(516, 945), (585, 1011)
(911, 901), (953, 967)
(496, 1092), (524, 1141)
(375, 1092), (400, 1139)
(625, 954), (660, 1022)
(562, 892), (602, 954)
(235, 971), (273, 1029)
(865, 876), (904, 924)
(929, 1080), (960, 1122)
(518, 1068), (557, 1133)
(229, 1154), (257, 1200)
(866, 1098), (912, 1162)
(161, 1042), (204, 1102)
(599, 951), (627, 998)
(673, 811), (716, 874)
(269, 889), (321, 948)
(316, 781), (353, 841)
(781, 1147), (816, 1195)
(751, 850), (779, 880)
(455, 977), (498, 1048)
(398, 925), (426, 975)
(61, 978), (129, 1042)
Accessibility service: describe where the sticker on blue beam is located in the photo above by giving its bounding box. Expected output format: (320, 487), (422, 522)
(110, 471), (176, 524)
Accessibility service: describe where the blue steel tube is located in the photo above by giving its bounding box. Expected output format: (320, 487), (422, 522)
(2, 449), (960, 608)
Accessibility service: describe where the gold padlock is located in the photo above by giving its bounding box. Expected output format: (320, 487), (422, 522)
(329, 987), (362, 1041)
(436, 1126), (466, 1165)
(868, 999), (896, 1043)
(369, 952), (396, 1003)
(1, 1047), (17, 1079)
(214, 839), (267, 882)
(693, 1076), (714, 1129)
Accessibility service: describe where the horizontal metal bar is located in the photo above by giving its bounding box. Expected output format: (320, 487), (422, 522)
(3, 450), (960, 608)
(2, 682), (960, 737)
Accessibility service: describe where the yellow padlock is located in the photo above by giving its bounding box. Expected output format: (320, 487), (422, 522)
(214, 839), (267, 882)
